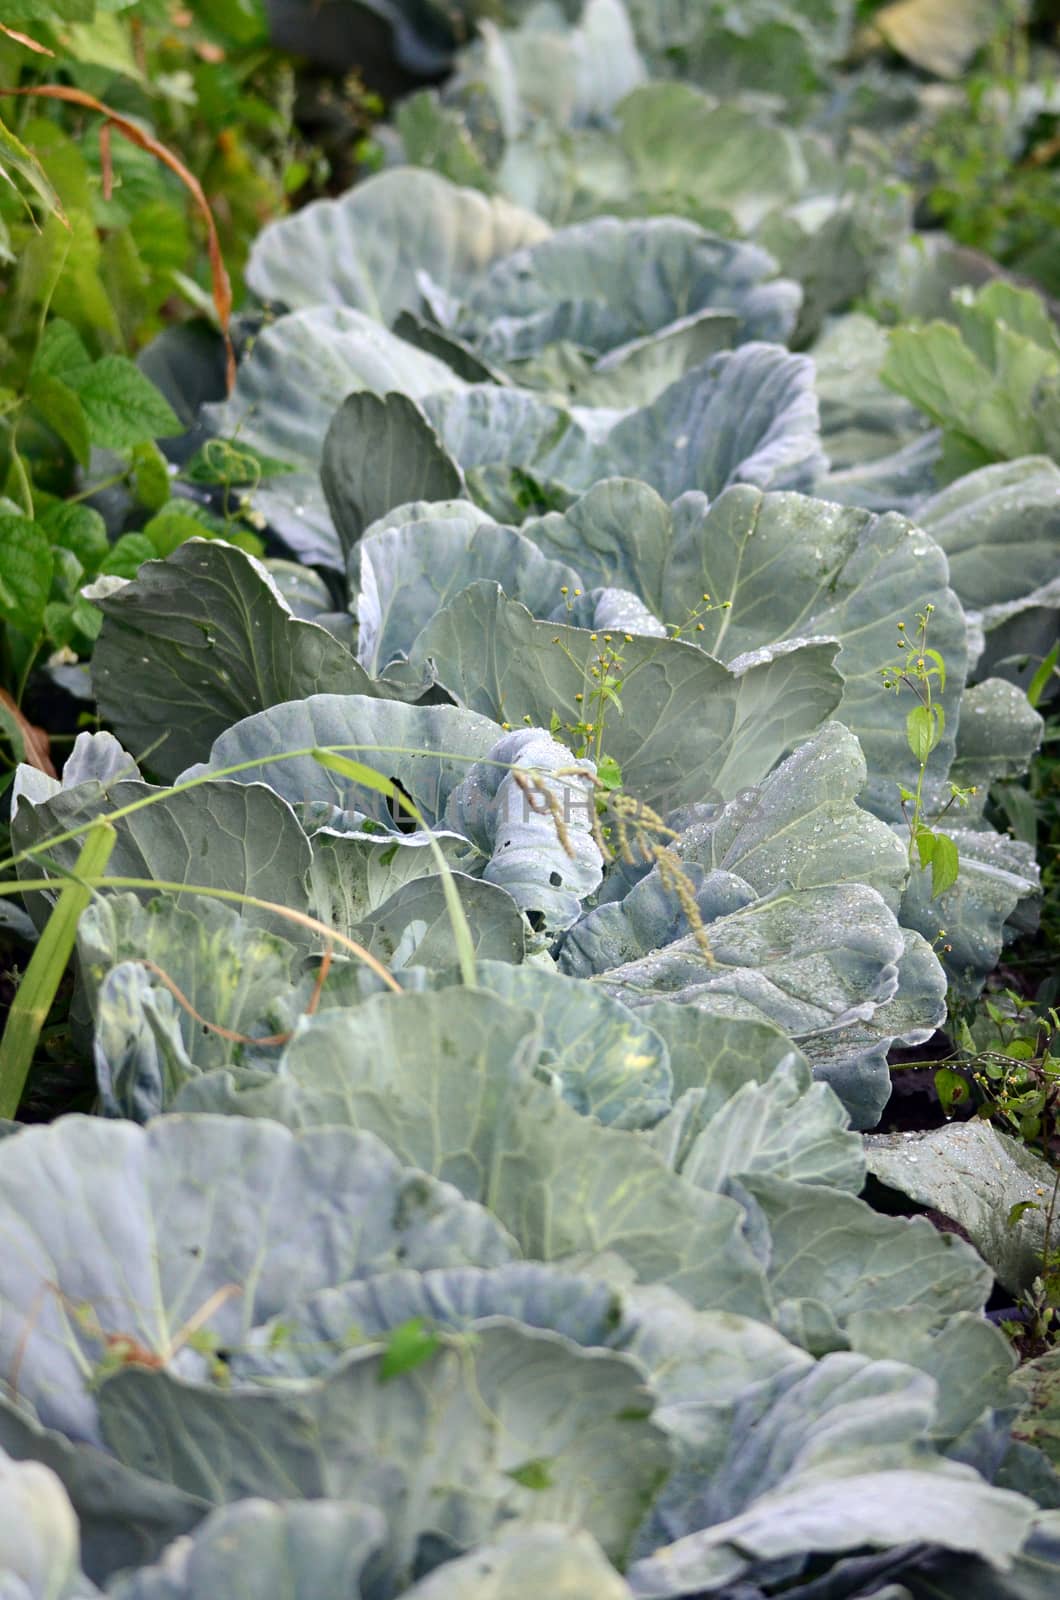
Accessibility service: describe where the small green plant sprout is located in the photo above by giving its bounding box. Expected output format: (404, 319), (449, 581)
(1003, 1169), (1060, 1354)
(880, 605), (976, 897)
(549, 624), (628, 767)
(951, 990), (1060, 1146)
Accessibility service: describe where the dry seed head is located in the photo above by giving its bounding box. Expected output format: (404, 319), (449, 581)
(655, 848), (715, 966)
(590, 806), (614, 864)
(512, 771), (576, 859)
(603, 799), (634, 864)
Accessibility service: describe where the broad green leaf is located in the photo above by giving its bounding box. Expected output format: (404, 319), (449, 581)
(469, 959), (672, 1129)
(400, 1527), (635, 1599)
(129, 441), (171, 512)
(0, 1394), (206, 1585)
(12, 775), (313, 937)
(742, 1172), (993, 1349)
(234, 1258), (804, 1416)
(631, 1459), (1032, 1596)
(69, 358), (180, 451)
(929, 831), (959, 898)
(881, 284), (1060, 465)
(639, 1003), (811, 1105)
(246, 166), (549, 324)
(848, 1306), (1015, 1452)
(183, 692), (504, 820)
(0, 110), (67, 223)
(558, 863), (756, 982)
(37, 503), (108, 575)
(0, 1115), (514, 1444)
(352, 501), (579, 676)
(651, 1054), (864, 1194)
(947, 678), (1043, 811)
(0, 514), (53, 633)
(617, 85), (807, 231)
(89, 541), (376, 781)
(106, 1500), (388, 1600)
(77, 894), (304, 1116)
(454, 215), (800, 376)
(601, 343), (826, 500)
(418, 342), (827, 513)
(916, 458), (1060, 613)
(446, 0), (644, 147)
(907, 704), (939, 763)
(87, 962), (243, 1124)
(798, 928), (947, 1129)
(98, 1324), (671, 1572)
(308, 826), (475, 934)
(27, 372), (90, 466)
(591, 883), (912, 1112)
(0, 1452), (91, 1600)
(864, 1121), (1059, 1296)
(677, 722), (910, 911)
(175, 991), (771, 1318)
(633, 1337), (1032, 1590)
(396, 90), (496, 195)
(322, 392), (466, 558)
(32, 318), (93, 386)
(811, 312), (929, 471)
(352, 872), (527, 968)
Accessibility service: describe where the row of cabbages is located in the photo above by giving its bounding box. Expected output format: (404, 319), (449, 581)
(4, 1), (1060, 1596)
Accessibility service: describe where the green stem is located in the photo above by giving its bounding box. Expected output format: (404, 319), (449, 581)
(13, 631), (43, 708)
(908, 755), (928, 866)
(65, 472), (132, 505)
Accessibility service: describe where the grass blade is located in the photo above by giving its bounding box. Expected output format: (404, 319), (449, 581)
(0, 819), (115, 1119)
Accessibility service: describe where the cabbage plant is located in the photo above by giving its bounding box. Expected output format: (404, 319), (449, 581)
(4, 1), (1060, 1596)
